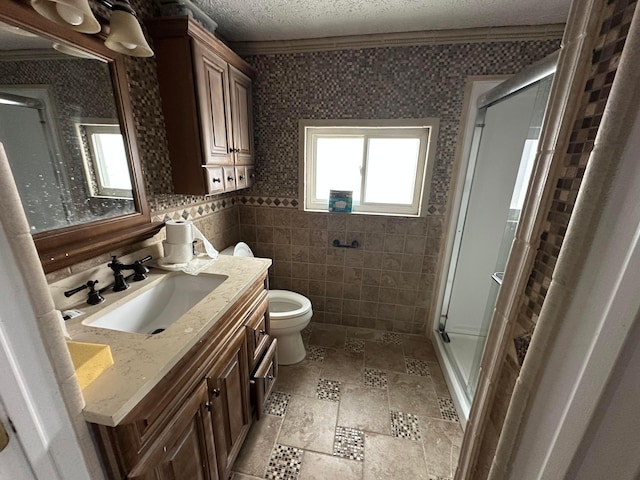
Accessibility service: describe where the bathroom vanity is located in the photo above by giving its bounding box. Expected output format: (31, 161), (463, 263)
(64, 256), (274, 480)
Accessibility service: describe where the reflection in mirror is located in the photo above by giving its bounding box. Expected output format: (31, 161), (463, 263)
(0, 20), (136, 234)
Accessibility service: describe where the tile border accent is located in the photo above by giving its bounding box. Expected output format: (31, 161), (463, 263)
(151, 195), (237, 223)
(239, 195), (447, 215)
(364, 368), (388, 389)
(232, 24), (565, 55)
(438, 397), (460, 423)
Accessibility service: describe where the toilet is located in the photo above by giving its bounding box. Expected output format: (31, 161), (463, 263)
(221, 242), (313, 365)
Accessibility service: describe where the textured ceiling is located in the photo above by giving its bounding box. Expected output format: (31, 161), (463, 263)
(191, 0), (571, 42)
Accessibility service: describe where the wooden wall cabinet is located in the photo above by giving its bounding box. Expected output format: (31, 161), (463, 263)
(148, 18), (255, 195)
(93, 276), (275, 480)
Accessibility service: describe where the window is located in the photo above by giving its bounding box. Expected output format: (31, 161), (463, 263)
(301, 119), (438, 216)
(77, 122), (133, 199)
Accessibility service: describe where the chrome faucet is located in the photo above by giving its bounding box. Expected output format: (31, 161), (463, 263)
(108, 255), (152, 292)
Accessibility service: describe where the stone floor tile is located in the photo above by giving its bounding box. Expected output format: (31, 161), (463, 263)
(230, 473), (264, 480)
(381, 332), (403, 345)
(332, 425), (365, 461)
(406, 358), (431, 377)
(345, 327), (385, 342)
(364, 341), (405, 372)
(402, 336), (438, 362)
(344, 337), (365, 353)
(263, 391), (291, 417)
(420, 416), (464, 478)
(338, 382), (391, 434)
(276, 361), (323, 397)
(316, 378), (340, 402)
(278, 395), (339, 454)
(387, 372), (441, 418)
(299, 451), (362, 480)
(320, 348), (364, 385)
(390, 410), (421, 440)
(265, 444), (304, 480)
(308, 324), (347, 349)
(363, 432), (429, 480)
(306, 345), (326, 362)
(234, 414), (283, 477)
(438, 397), (460, 422)
(427, 361), (453, 397)
(363, 368), (388, 388)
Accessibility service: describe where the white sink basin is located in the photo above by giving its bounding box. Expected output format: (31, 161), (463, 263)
(82, 273), (227, 334)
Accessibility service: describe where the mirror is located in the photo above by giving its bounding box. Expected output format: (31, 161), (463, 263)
(0, 3), (162, 273)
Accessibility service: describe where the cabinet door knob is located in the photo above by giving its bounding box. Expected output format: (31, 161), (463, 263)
(210, 388), (221, 398)
(212, 178), (221, 183)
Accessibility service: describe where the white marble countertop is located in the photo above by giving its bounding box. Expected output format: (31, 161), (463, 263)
(64, 255), (271, 427)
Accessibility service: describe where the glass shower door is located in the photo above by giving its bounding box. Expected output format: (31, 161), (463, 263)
(440, 75), (554, 401)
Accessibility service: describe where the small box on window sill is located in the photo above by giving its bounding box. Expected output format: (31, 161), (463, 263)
(329, 190), (353, 213)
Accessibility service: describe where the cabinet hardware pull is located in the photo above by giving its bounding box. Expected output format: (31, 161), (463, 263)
(212, 178), (221, 183)
(227, 176), (234, 181)
(205, 401), (212, 411)
(239, 175), (244, 180)
(210, 388), (221, 398)
(250, 379), (256, 385)
(230, 148), (240, 153)
(267, 375), (274, 380)
(259, 329), (267, 335)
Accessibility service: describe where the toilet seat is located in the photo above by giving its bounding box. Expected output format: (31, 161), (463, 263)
(268, 290), (311, 319)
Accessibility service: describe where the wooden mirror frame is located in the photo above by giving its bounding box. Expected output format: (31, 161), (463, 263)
(1, 2), (163, 273)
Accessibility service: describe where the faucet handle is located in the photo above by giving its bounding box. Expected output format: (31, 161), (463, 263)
(132, 255), (152, 281)
(86, 280), (105, 305)
(64, 280), (104, 305)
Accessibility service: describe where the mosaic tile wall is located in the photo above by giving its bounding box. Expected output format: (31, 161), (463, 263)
(239, 39), (559, 332)
(244, 40), (560, 204)
(475, 1), (638, 478)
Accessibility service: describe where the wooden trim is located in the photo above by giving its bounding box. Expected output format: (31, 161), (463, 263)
(231, 24), (566, 56)
(147, 17), (255, 78)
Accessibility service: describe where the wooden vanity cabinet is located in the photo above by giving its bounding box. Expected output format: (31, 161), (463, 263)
(148, 18), (255, 195)
(92, 276), (273, 480)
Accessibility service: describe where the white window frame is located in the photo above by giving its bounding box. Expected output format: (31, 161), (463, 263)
(299, 118), (438, 217)
(76, 119), (133, 199)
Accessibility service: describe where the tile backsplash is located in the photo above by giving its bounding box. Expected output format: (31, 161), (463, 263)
(239, 38), (559, 332)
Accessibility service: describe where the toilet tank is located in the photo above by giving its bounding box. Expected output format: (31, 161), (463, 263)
(220, 242), (254, 257)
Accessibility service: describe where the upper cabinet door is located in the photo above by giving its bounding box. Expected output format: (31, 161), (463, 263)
(229, 66), (254, 166)
(194, 45), (233, 166)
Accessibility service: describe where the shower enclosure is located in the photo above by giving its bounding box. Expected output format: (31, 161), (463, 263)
(434, 53), (557, 420)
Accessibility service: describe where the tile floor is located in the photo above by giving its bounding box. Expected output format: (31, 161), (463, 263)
(231, 323), (462, 480)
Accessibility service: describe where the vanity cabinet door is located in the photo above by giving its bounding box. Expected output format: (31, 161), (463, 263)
(229, 65), (254, 166)
(194, 44), (233, 166)
(204, 166), (225, 194)
(128, 382), (218, 480)
(207, 330), (251, 480)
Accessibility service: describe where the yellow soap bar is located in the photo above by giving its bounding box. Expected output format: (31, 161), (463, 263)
(66, 341), (114, 390)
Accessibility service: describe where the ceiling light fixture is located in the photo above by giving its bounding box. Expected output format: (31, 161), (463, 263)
(30, 0), (153, 57)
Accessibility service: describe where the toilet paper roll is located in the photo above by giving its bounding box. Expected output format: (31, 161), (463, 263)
(165, 220), (193, 244)
(163, 240), (193, 264)
(163, 220), (219, 262)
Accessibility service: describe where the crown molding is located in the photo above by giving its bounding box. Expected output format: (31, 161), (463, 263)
(231, 24), (565, 56)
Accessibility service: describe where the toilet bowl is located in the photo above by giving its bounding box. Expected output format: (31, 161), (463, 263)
(221, 243), (313, 365)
